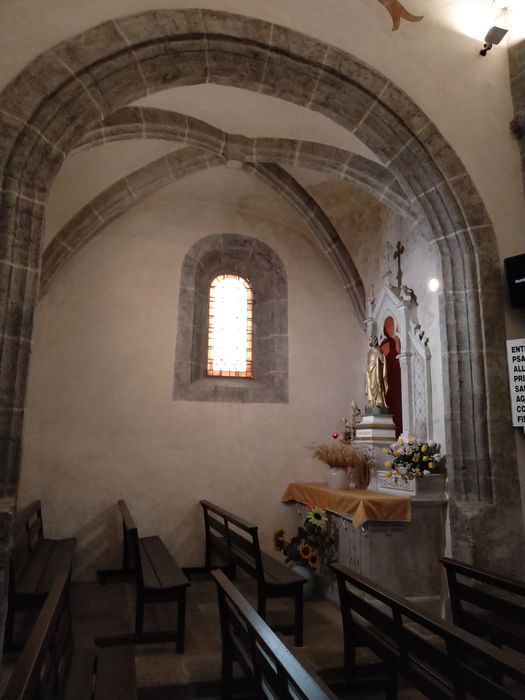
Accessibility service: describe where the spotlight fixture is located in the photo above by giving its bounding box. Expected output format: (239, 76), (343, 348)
(479, 25), (508, 56)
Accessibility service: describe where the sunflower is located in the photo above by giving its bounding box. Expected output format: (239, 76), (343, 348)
(309, 552), (320, 569)
(298, 543), (313, 560)
(306, 506), (327, 527)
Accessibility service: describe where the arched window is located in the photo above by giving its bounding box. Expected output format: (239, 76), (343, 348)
(173, 234), (288, 404)
(207, 274), (253, 378)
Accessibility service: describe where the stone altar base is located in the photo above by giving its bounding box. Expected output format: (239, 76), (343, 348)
(294, 498), (448, 615)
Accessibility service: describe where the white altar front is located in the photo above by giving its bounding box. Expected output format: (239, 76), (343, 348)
(282, 482), (447, 612)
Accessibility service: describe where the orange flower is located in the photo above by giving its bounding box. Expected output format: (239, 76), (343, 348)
(309, 552), (320, 569)
(299, 543), (313, 560)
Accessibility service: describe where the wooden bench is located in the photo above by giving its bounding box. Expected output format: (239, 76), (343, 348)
(200, 500), (305, 646)
(1, 571), (136, 700)
(97, 500), (190, 652)
(5, 500), (76, 651)
(212, 569), (337, 699)
(332, 561), (525, 699)
(440, 556), (525, 656)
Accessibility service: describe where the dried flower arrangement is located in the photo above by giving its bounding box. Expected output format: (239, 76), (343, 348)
(311, 441), (362, 469)
(312, 434), (371, 489)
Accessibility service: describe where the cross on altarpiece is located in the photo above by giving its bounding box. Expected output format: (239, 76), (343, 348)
(393, 241), (405, 288)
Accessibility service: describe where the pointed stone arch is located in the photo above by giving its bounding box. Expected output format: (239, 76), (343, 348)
(0, 9), (521, 581)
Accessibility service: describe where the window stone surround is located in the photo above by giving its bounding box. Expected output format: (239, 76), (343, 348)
(173, 233), (288, 403)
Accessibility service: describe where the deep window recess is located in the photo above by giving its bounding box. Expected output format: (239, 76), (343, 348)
(173, 233), (288, 404)
(207, 274), (253, 378)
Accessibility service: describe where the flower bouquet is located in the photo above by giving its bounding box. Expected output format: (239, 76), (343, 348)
(383, 437), (446, 481)
(274, 506), (335, 571)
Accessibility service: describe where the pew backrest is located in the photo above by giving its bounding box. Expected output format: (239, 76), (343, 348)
(2, 572), (72, 700)
(200, 499), (264, 581)
(212, 569), (337, 700)
(10, 501), (46, 586)
(6, 501), (76, 652)
(440, 556), (525, 655)
(332, 561), (525, 700)
(200, 500), (305, 646)
(2, 569), (138, 700)
(117, 499), (143, 586)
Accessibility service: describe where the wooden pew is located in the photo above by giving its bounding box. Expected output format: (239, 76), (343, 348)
(440, 556), (525, 655)
(97, 500), (190, 652)
(332, 561), (525, 699)
(212, 569), (337, 700)
(1, 571), (136, 700)
(200, 500), (305, 646)
(5, 500), (76, 651)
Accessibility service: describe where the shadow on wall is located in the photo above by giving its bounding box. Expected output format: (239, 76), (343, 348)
(164, 501), (206, 569)
(72, 506), (122, 582)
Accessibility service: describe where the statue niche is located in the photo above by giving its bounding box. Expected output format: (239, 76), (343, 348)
(365, 284), (432, 442)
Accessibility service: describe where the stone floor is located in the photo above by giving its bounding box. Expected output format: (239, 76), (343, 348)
(2, 573), (425, 699)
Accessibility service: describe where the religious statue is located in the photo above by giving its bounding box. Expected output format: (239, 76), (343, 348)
(365, 336), (388, 408)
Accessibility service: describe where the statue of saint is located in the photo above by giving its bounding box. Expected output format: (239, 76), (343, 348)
(365, 336), (388, 408)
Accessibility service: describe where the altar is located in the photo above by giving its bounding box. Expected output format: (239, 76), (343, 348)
(282, 482), (447, 611)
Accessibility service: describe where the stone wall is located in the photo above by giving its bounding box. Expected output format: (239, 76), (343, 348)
(509, 39), (525, 200)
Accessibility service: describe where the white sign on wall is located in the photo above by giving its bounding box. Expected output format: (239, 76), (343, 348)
(506, 338), (525, 427)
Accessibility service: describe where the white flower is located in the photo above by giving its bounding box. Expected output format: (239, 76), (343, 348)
(423, 469), (430, 476)
(403, 446), (413, 456)
(390, 443), (398, 451)
(398, 466), (407, 475)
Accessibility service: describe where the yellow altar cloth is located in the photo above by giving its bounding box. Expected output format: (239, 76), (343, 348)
(281, 482), (411, 529)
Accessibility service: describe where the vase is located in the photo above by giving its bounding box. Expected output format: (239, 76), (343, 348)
(326, 467), (349, 489)
(291, 564), (314, 600)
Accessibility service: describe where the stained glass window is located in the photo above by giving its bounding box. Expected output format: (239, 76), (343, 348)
(207, 274), (253, 378)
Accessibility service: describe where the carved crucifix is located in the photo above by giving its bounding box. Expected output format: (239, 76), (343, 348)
(393, 240), (405, 288)
(376, 0), (423, 31)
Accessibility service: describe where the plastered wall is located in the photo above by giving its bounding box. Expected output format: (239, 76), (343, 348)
(20, 170), (374, 580)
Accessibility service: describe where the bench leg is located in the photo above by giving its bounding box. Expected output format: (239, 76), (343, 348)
(135, 591), (144, 635)
(257, 594), (266, 621)
(176, 591), (186, 654)
(3, 603), (15, 651)
(204, 538), (211, 571)
(294, 589), (303, 647)
(221, 626), (234, 700)
(386, 671), (398, 700)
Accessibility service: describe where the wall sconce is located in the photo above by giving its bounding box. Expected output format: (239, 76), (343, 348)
(479, 25), (508, 55)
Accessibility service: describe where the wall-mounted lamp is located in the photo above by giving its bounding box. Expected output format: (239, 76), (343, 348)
(479, 25), (508, 55)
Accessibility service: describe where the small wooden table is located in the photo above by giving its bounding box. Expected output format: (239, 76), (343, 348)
(281, 482), (411, 528)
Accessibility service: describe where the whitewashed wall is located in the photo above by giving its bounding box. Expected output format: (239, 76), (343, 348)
(20, 170), (372, 580)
